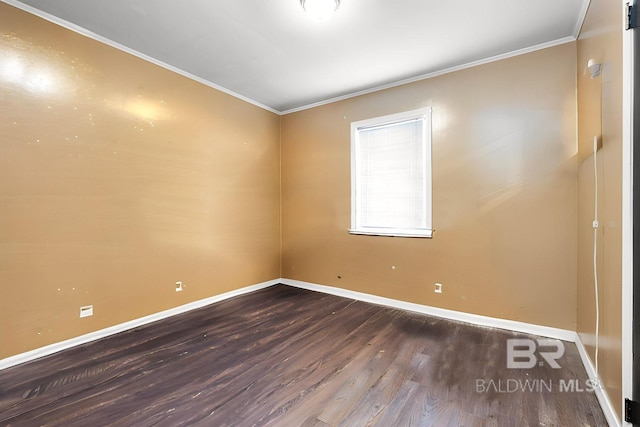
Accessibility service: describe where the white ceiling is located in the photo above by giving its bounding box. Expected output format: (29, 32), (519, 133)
(6, 0), (589, 113)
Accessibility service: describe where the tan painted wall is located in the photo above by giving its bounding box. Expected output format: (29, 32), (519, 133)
(3, 8), (623, 416)
(576, 0), (623, 418)
(282, 43), (578, 330)
(0, 4), (281, 359)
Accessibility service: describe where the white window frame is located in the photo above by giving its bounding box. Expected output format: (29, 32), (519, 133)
(350, 107), (433, 238)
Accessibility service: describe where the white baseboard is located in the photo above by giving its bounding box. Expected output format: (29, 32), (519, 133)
(1, 277), (621, 427)
(280, 278), (577, 341)
(574, 333), (622, 427)
(0, 279), (279, 370)
(282, 278), (620, 426)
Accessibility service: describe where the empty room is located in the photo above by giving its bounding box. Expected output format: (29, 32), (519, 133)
(0, 0), (635, 426)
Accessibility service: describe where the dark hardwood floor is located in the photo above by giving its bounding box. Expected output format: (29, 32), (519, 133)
(0, 285), (607, 426)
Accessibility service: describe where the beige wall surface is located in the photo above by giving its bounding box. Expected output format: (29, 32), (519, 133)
(0, 4), (281, 358)
(2, 8), (625, 419)
(576, 0), (623, 418)
(282, 43), (578, 330)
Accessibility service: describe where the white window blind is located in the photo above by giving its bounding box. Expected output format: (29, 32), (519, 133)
(350, 107), (432, 237)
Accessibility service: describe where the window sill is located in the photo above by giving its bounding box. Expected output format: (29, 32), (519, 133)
(348, 229), (433, 239)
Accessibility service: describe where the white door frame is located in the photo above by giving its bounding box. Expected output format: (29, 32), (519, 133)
(621, 0), (634, 425)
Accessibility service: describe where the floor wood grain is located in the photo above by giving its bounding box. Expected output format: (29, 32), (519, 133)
(0, 285), (607, 426)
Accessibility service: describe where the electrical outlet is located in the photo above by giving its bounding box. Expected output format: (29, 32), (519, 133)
(80, 305), (93, 318)
(435, 283), (443, 294)
(176, 281), (183, 292)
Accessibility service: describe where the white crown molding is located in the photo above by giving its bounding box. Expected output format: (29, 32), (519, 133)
(0, 0), (280, 115)
(573, 0), (591, 38)
(280, 37), (578, 115)
(0, 279), (279, 370)
(4, 0), (582, 116)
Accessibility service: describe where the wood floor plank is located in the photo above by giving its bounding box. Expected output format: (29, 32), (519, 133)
(0, 285), (608, 426)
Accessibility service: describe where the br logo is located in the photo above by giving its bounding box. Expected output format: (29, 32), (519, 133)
(506, 339), (565, 369)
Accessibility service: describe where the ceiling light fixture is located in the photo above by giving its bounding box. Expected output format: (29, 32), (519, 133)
(300, 0), (340, 21)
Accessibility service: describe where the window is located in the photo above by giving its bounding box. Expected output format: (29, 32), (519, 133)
(350, 107), (432, 238)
